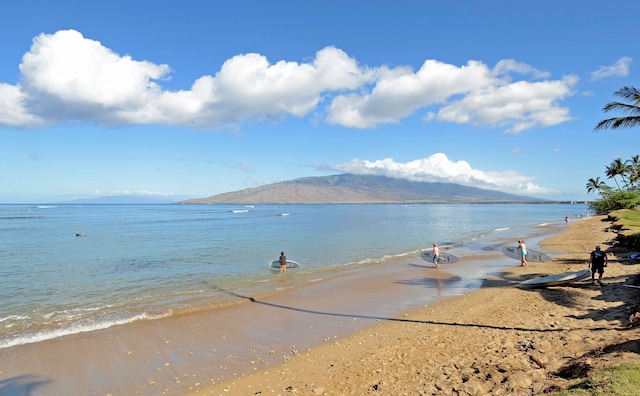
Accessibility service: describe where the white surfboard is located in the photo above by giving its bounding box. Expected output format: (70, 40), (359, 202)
(268, 259), (300, 269)
(502, 246), (552, 263)
(518, 269), (591, 289)
(421, 250), (459, 264)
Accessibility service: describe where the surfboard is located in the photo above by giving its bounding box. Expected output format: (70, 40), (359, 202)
(421, 250), (459, 264)
(268, 259), (300, 269)
(518, 269), (591, 289)
(502, 246), (552, 263)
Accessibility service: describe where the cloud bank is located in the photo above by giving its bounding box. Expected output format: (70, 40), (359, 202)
(0, 29), (580, 133)
(332, 153), (555, 196)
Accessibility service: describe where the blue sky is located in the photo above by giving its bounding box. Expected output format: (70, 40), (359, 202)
(1, 1), (638, 203)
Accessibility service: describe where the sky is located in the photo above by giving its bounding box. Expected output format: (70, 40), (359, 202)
(1, 0), (638, 203)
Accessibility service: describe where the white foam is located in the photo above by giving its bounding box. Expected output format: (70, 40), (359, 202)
(0, 311), (171, 350)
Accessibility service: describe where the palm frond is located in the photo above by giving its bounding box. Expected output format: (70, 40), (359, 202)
(602, 101), (640, 114)
(595, 116), (640, 131)
(614, 86), (640, 103)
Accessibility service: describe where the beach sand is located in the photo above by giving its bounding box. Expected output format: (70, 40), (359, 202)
(1, 216), (639, 395)
(190, 215), (640, 395)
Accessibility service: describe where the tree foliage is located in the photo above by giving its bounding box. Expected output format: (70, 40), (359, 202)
(589, 87), (640, 213)
(594, 86), (640, 131)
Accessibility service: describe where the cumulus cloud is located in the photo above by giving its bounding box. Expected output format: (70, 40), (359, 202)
(591, 57), (632, 80)
(0, 29), (575, 133)
(332, 153), (555, 195)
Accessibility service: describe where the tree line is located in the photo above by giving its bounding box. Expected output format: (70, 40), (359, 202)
(588, 86), (640, 214)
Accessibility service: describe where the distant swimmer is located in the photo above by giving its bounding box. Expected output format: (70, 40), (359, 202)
(74, 233), (85, 237)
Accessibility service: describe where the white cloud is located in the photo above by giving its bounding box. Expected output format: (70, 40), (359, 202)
(332, 153), (556, 196)
(591, 57), (632, 80)
(0, 83), (44, 127)
(435, 76), (577, 134)
(0, 29), (575, 134)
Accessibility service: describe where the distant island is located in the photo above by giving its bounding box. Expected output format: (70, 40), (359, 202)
(179, 174), (545, 204)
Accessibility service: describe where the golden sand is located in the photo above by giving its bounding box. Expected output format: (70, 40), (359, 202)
(2, 215), (639, 395)
(192, 215), (640, 395)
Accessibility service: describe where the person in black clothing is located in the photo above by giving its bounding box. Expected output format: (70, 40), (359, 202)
(279, 251), (287, 272)
(589, 245), (608, 285)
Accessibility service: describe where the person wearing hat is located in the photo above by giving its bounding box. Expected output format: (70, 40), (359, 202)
(589, 245), (608, 285)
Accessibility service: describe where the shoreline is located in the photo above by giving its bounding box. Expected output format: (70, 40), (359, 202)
(0, 250), (519, 395)
(1, 216), (634, 395)
(191, 215), (640, 395)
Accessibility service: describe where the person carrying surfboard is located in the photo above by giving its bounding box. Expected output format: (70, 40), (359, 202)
(517, 240), (528, 266)
(432, 243), (441, 269)
(279, 251), (287, 272)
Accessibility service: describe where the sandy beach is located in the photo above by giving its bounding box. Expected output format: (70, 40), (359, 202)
(2, 215), (640, 395)
(191, 215), (640, 395)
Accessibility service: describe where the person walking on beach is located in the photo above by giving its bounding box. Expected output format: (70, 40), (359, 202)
(517, 240), (528, 266)
(589, 245), (608, 285)
(279, 251), (288, 272)
(432, 243), (441, 269)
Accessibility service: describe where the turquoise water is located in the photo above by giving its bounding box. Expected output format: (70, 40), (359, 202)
(0, 203), (588, 349)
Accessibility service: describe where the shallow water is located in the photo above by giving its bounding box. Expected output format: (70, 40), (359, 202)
(0, 202), (588, 348)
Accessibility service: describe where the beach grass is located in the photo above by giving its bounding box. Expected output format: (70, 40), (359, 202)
(610, 209), (640, 250)
(552, 362), (640, 396)
(611, 209), (640, 231)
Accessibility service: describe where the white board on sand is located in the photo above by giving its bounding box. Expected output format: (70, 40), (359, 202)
(421, 250), (459, 264)
(268, 259), (301, 269)
(502, 246), (552, 263)
(518, 269), (591, 289)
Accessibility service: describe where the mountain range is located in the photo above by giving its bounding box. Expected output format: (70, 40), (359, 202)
(179, 174), (544, 204)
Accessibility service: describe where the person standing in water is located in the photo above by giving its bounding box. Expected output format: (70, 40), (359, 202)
(517, 240), (528, 267)
(279, 251), (288, 272)
(432, 243), (441, 269)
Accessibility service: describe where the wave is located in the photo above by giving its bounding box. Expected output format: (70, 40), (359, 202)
(231, 210), (249, 213)
(36, 205), (57, 209)
(0, 311), (171, 350)
(493, 227), (510, 232)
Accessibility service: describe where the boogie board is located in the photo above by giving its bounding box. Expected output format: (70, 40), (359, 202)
(268, 259), (300, 269)
(518, 269), (591, 289)
(502, 246), (552, 263)
(421, 250), (459, 264)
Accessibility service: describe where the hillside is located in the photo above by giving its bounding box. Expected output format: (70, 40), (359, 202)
(179, 174), (543, 204)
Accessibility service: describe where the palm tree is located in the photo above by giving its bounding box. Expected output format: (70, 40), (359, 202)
(628, 155), (640, 188)
(605, 161), (623, 189)
(595, 86), (640, 131)
(586, 177), (611, 208)
(605, 157), (633, 190)
(586, 177), (606, 195)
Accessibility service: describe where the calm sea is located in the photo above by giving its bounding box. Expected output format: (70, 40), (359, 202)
(0, 203), (588, 349)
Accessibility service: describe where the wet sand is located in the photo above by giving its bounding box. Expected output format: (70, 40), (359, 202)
(191, 215), (640, 395)
(2, 216), (639, 395)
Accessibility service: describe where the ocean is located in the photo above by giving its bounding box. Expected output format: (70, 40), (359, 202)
(0, 202), (588, 350)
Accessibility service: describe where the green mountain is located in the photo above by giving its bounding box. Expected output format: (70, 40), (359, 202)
(179, 174), (544, 204)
